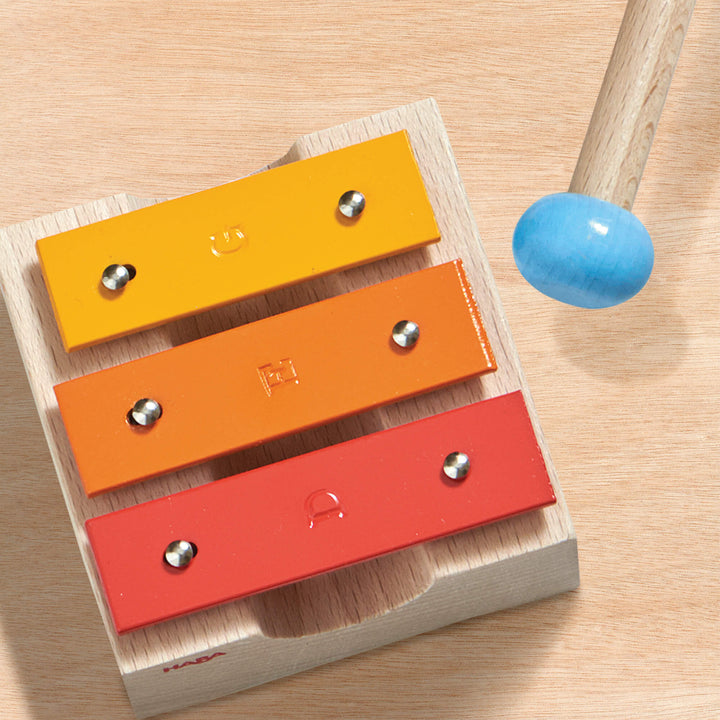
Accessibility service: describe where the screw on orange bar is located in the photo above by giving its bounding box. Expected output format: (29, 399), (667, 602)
(55, 260), (496, 497)
(36, 131), (440, 352)
(86, 391), (555, 634)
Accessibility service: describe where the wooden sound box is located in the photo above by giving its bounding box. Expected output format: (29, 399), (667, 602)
(0, 99), (579, 717)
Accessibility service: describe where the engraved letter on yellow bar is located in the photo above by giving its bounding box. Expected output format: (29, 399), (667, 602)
(37, 131), (440, 351)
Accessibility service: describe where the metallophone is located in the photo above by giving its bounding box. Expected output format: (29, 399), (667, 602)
(0, 100), (578, 717)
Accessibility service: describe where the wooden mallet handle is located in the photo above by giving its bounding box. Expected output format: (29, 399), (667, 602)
(513, 0), (695, 308)
(570, 0), (696, 210)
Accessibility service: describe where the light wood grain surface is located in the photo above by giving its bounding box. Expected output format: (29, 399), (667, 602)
(0, 2), (717, 719)
(569, 0), (696, 208)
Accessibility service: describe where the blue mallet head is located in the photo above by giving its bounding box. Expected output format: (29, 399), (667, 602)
(508, 0), (693, 309)
(512, 193), (654, 309)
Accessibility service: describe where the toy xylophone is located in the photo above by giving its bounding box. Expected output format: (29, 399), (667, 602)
(0, 99), (578, 718)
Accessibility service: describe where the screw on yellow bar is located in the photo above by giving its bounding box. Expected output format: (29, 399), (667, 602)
(37, 131), (440, 352)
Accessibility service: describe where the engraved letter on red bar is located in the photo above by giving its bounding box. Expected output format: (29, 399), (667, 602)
(86, 391), (556, 634)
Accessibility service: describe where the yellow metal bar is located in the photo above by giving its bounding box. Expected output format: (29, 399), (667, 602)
(37, 131), (440, 351)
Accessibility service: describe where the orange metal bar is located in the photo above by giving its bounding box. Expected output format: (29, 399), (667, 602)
(37, 131), (440, 351)
(55, 261), (496, 496)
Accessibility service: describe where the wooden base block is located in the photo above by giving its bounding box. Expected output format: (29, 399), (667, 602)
(0, 98), (578, 718)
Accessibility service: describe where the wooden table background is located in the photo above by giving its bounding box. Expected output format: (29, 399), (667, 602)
(0, 2), (717, 718)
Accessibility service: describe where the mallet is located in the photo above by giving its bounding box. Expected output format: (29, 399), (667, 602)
(513, 0), (695, 308)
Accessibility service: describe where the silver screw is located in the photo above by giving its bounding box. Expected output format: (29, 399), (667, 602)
(443, 452), (471, 481)
(101, 263), (135, 291)
(338, 190), (366, 218)
(128, 398), (162, 427)
(392, 320), (420, 348)
(164, 540), (196, 568)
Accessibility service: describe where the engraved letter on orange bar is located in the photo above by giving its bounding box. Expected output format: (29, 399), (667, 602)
(54, 261), (496, 496)
(36, 131), (440, 351)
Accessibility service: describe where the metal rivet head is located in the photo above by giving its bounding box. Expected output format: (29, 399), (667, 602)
(101, 263), (136, 291)
(164, 540), (196, 568)
(128, 398), (162, 427)
(338, 190), (366, 218)
(392, 320), (420, 348)
(443, 452), (471, 481)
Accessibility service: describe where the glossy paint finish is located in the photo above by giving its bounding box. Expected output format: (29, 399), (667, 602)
(37, 131), (440, 351)
(55, 261), (496, 496)
(513, 193), (654, 308)
(86, 391), (556, 634)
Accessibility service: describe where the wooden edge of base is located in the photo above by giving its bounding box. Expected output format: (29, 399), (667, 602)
(125, 536), (579, 718)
